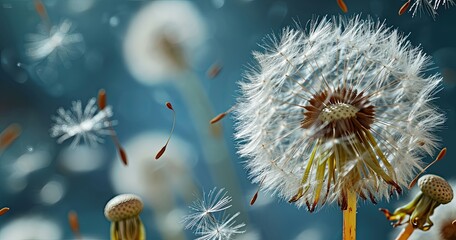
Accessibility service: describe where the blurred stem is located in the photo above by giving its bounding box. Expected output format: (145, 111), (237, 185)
(343, 190), (357, 240)
(395, 222), (414, 240)
(173, 70), (248, 223)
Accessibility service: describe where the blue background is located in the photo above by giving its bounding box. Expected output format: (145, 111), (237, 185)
(1, 0), (456, 239)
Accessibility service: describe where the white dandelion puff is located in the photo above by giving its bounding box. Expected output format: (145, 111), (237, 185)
(409, 0), (455, 17)
(183, 188), (245, 240)
(234, 15), (444, 212)
(25, 19), (85, 65)
(50, 98), (114, 147)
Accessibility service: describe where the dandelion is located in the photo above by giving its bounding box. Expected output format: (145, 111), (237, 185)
(50, 98), (114, 147)
(25, 19), (85, 66)
(182, 188), (245, 240)
(104, 194), (146, 240)
(234, 15), (443, 239)
(407, 0), (455, 17)
(381, 174), (454, 239)
(123, 1), (206, 84)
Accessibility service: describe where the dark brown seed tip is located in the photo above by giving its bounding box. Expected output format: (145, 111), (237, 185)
(119, 147), (128, 165)
(210, 113), (226, 124)
(68, 211), (80, 235)
(337, 0), (348, 13)
(0, 207), (10, 216)
(398, 1), (411, 15)
(98, 89), (107, 110)
(250, 192), (258, 206)
(155, 145), (167, 160)
(166, 102), (173, 110)
(0, 123), (22, 148)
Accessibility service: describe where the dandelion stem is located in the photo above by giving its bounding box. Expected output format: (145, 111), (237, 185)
(343, 190), (357, 240)
(395, 222), (414, 240)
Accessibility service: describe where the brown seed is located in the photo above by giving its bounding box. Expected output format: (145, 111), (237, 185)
(398, 1), (411, 15)
(337, 0), (348, 13)
(0, 207), (10, 216)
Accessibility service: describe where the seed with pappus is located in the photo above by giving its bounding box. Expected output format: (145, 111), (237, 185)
(50, 98), (114, 148)
(406, 0), (455, 18)
(182, 188), (245, 240)
(234, 15), (444, 212)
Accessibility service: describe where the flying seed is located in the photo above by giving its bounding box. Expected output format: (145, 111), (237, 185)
(398, 1), (411, 15)
(155, 102), (175, 160)
(0, 123), (21, 150)
(0, 207), (10, 216)
(97, 89), (128, 165)
(97, 89), (107, 110)
(68, 210), (82, 239)
(337, 0), (348, 13)
(207, 62), (222, 79)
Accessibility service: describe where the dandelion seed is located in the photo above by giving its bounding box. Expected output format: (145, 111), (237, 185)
(182, 188), (245, 240)
(408, 0), (455, 17)
(50, 98), (114, 147)
(25, 19), (85, 66)
(0, 207), (9, 216)
(234, 15), (444, 213)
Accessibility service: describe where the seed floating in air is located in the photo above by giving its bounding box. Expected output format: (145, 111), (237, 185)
(398, 1), (411, 15)
(68, 210), (82, 239)
(97, 89), (128, 165)
(156, 102), (176, 160)
(0, 207), (10, 216)
(210, 105), (236, 124)
(337, 0), (348, 13)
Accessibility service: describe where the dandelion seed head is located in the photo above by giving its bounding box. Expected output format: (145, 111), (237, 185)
(234, 15), (444, 211)
(50, 98), (114, 147)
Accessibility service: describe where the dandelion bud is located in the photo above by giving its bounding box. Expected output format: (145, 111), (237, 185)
(381, 174), (453, 231)
(104, 194), (145, 240)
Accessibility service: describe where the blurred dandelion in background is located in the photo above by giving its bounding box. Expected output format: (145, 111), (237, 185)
(0, 215), (62, 240)
(25, 19), (85, 67)
(182, 188), (246, 240)
(123, 1), (206, 83)
(50, 97), (114, 147)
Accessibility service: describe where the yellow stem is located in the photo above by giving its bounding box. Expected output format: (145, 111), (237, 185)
(395, 222), (415, 240)
(343, 190), (357, 240)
